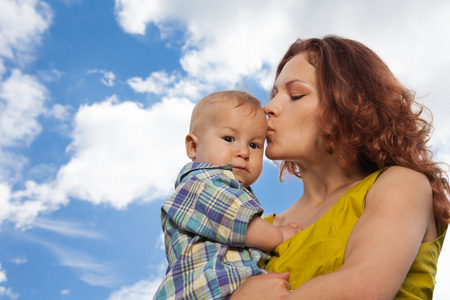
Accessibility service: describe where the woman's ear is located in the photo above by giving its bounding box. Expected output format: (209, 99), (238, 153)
(185, 133), (198, 160)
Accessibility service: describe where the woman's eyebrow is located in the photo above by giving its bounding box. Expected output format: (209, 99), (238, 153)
(270, 86), (278, 98)
(286, 79), (311, 88)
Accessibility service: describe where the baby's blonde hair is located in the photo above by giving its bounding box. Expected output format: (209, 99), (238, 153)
(189, 90), (262, 135)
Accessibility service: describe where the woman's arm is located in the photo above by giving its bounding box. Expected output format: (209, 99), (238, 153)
(231, 272), (292, 300)
(233, 166), (434, 299)
(288, 166), (433, 299)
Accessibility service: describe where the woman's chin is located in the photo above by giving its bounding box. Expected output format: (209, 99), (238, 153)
(264, 149), (279, 160)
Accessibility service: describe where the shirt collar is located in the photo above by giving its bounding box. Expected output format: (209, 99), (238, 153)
(175, 162), (232, 187)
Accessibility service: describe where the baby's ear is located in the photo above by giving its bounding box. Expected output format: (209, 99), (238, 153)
(185, 133), (198, 160)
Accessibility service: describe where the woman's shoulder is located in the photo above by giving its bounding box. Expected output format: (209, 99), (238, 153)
(366, 165), (433, 222)
(374, 166), (431, 191)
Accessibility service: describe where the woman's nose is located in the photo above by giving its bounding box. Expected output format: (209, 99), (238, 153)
(264, 99), (280, 117)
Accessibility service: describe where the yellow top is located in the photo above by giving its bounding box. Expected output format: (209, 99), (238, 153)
(265, 169), (447, 299)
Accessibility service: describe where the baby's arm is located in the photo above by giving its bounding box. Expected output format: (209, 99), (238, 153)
(245, 216), (301, 251)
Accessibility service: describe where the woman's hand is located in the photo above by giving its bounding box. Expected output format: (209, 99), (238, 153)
(231, 272), (292, 300)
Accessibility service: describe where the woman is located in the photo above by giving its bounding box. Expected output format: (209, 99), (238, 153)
(232, 36), (449, 299)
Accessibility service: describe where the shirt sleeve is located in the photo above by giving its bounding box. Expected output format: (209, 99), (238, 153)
(162, 171), (263, 248)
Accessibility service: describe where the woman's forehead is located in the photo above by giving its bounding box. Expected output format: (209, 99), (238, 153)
(275, 54), (316, 86)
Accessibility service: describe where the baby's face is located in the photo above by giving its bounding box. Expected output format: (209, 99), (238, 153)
(194, 103), (267, 187)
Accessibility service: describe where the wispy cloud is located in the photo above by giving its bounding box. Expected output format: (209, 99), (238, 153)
(54, 247), (120, 287)
(108, 234), (167, 299)
(37, 68), (63, 83)
(0, 287), (18, 300)
(9, 258), (27, 265)
(29, 238), (121, 288)
(32, 218), (105, 240)
(60, 289), (70, 295)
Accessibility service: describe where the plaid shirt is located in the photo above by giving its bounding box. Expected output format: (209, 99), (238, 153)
(154, 162), (269, 300)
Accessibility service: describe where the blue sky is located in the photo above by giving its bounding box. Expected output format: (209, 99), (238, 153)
(0, 0), (449, 299)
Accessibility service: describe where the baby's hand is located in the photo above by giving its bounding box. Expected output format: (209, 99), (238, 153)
(278, 223), (302, 242)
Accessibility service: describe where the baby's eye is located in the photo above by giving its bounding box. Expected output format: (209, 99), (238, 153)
(249, 143), (259, 149)
(223, 136), (234, 143)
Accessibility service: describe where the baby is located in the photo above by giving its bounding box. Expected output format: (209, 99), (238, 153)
(154, 90), (300, 299)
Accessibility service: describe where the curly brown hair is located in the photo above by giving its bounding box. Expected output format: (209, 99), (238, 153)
(275, 35), (450, 224)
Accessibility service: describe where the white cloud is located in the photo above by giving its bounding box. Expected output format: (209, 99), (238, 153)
(61, 289), (70, 295)
(88, 69), (116, 87)
(128, 72), (211, 101)
(101, 71), (116, 87)
(0, 287), (18, 300)
(117, 0), (450, 103)
(0, 264), (18, 300)
(115, 0), (450, 161)
(156, 232), (164, 251)
(0, 264), (6, 283)
(1, 94), (193, 228)
(108, 278), (163, 300)
(0, 151), (27, 184)
(166, 78), (209, 100)
(0, 2), (54, 226)
(114, 0), (161, 35)
(0, 183), (12, 224)
(0, 0), (52, 73)
(45, 103), (71, 121)
(0, 69), (47, 148)
(53, 95), (192, 209)
(127, 71), (176, 94)
(7, 181), (68, 228)
(0, 70), (52, 227)
(115, 0), (295, 86)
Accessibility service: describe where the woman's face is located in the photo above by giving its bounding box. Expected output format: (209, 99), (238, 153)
(264, 53), (324, 163)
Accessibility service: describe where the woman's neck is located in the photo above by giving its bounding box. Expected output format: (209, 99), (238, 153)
(299, 162), (371, 206)
(275, 163), (371, 229)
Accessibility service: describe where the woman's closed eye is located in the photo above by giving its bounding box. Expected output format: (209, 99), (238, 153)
(291, 94), (305, 100)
